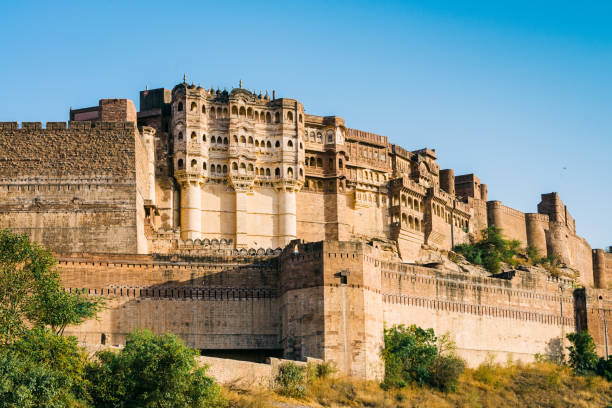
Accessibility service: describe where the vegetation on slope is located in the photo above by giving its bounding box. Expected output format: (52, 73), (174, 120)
(453, 226), (562, 274)
(226, 325), (612, 408)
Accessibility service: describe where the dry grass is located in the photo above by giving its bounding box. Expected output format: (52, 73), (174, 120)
(226, 361), (612, 408)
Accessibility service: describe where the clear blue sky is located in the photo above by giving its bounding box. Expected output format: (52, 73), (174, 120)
(0, 1), (610, 249)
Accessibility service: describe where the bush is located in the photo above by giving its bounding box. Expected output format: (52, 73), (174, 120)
(275, 362), (306, 398)
(86, 329), (225, 408)
(382, 324), (465, 392)
(429, 354), (466, 392)
(567, 331), (598, 375)
(454, 227), (520, 273)
(307, 361), (336, 382)
(596, 357), (612, 381)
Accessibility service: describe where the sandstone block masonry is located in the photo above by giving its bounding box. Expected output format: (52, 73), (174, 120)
(0, 79), (610, 380)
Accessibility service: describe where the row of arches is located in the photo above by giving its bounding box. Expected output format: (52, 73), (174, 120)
(401, 213), (423, 232)
(178, 99), (304, 124)
(176, 159), (303, 179)
(177, 131), (300, 150)
(401, 194), (424, 212)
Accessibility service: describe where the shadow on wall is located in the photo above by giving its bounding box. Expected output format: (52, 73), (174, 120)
(66, 258), (284, 363)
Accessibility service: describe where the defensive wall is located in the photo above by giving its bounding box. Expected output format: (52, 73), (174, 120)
(0, 120), (152, 254)
(59, 240), (609, 380)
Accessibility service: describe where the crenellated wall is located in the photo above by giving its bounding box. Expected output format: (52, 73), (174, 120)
(0, 120), (152, 254)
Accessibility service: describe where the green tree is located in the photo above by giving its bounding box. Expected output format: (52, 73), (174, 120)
(0, 230), (103, 344)
(382, 324), (439, 388)
(567, 330), (598, 374)
(86, 329), (226, 408)
(0, 328), (90, 408)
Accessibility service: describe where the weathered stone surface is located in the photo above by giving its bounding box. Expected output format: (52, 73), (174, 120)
(0, 81), (610, 380)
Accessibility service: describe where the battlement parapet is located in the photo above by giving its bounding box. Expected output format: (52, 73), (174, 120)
(0, 121), (135, 130)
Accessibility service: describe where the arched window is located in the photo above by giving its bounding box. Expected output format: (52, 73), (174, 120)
(316, 132), (322, 142)
(233, 135), (238, 143)
(177, 102), (183, 111)
(275, 168), (280, 177)
(216, 165), (222, 173)
(266, 168), (271, 176)
(209, 107), (216, 118)
(247, 107), (253, 118)
(299, 168), (303, 177)
(415, 219), (420, 231)
(222, 165), (227, 174)
(202, 105), (206, 114)
(190, 102), (197, 112)
(275, 112), (280, 123)
(309, 157), (315, 167)
(299, 142), (303, 149)
(239, 106), (246, 117)
(287, 140), (293, 148)
(211, 164), (216, 173)
(248, 136), (253, 144)
(327, 131), (333, 143)
(266, 112), (271, 123)
(211, 136), (216, 144)
(275, 140), (280, 148)
(240, 136), (246, 144)
(239, 163), (246, 173)
(202, 134), (206, 142)
(191, 159), (197, 168)
(339, 159), (343, 169)
(287, 167), (293, 177)
(223, 137), (228, 145)
(191, 131), (196, 140)
(178, 132), (183, 140)
(177, 159), (184, 169)
(248, 163), (254, 172)
(266, 141), (271, 148)
(409, 216), (414, 230)
(223, 108), (228, 117)
(254, 111), (259, 121)
(231, 106), (238, 116)
(316, 158), (322, 167)
(203, 162), (207, 170)
(310, 132), (315, 142)
(232, 162), (238, 171)
(401, 195), (407, 207)
(255, 140), (260, 147)
(287, 111), (293, 122)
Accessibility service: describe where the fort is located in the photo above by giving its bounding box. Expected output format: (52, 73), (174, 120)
(0, 79), (610, 379)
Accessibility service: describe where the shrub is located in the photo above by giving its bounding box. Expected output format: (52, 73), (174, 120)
(454, 227), (520, 273)
(429, 354), (466, 392)
(382, 325), (466, 392)
(275, 362), (306, 398)
(596, 357), (612, 381)
(567, 331), (598, 375)
(86, 330), (226, 408)
(382, 324), (438, 388)
(307, 361), (336, 382)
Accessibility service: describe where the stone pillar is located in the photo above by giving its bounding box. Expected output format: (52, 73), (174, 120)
(177, 173), (202, 240)
(230, 176), (254, 248)
(235, 189), (249, 248)
(276, 180), (301, 247)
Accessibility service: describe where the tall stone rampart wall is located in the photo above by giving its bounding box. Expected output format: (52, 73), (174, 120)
(379, 262), (574, 366)
(0, 122), (147, 253)
(60, 253), (281, 350)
